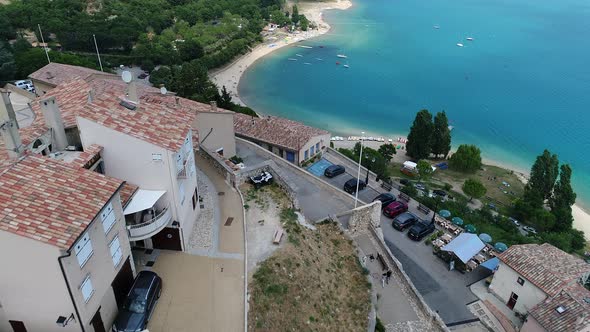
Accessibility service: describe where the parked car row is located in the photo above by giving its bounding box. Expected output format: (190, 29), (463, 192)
(377, 193), (436, 241)
(322, 164), (369, 195)
(14, 80), (35, 93)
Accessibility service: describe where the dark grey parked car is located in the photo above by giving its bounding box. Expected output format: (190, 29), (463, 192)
(373, 193), (396, 209)
(112, 271), (162, 332)
(324, 164), (345, 178)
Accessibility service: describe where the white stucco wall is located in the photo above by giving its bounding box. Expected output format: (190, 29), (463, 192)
(0, 232), (80, 332)
(299, 133), (330, 163)
(195, 111), (236, 158)
(489, 263), (548, 314)
(77, 117), (199, 250)
(60, 192), (133, 330)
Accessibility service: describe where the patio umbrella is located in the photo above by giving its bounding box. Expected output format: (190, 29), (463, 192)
(465, 224), (477, 233)
(451, 217), (464, 226)
(494, 242), (508, 253)
(479, 233), (492, 243)
(439, 210), (451, 218)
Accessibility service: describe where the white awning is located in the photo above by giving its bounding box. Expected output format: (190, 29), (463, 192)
(123, 189), (166, 215)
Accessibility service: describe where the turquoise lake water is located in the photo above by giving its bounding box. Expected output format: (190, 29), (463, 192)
(239, 0), (590, 208)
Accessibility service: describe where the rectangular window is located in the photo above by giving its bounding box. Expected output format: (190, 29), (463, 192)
(109, 236), (123, 267)
(517, 277), (525, 286)
(176, 152), (184, 173)
(100, 202), (116, 234)
(304, 150), (309, 160)
(316, 142), (320, 152)
(192, 188), (198, 210)
(80, 275), (94, 303)
(183, 134), (192, 155)
(310, 146), (315, 155)
(74, 233), (93, 268)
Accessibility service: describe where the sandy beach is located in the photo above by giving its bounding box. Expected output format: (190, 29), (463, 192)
(210, 0), (352, 106)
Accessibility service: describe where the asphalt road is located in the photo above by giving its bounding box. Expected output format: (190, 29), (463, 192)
(310, 153), (486, 325)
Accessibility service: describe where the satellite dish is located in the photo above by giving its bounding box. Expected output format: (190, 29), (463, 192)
(121, 71), (132, 83)
(160, 87), (168, 95)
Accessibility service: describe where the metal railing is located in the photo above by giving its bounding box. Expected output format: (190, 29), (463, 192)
(127, 205), (172, 241)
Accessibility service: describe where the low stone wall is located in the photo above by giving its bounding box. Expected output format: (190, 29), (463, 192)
(236, 137), (362, 206)
(197, 145), (235, 185)
(342, 202), (448, 332)
(235, 160), (300, 210)
(3, 83), (37, 100)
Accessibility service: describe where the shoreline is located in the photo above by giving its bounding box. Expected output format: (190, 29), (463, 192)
(209, 0), (590, 238)
(210, 0), (352, 106)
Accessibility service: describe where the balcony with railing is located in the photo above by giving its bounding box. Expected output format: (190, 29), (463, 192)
(126, 205), (172, 241)
(123, 189), (172, 242)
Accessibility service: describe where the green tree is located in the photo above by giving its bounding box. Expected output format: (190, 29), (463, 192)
(550, 164), (576, 232)
(431, 111), (451, 158)
(149, 65), (173, 87)
(291, 5), (299, 24)
(378, 144), (396, 161)
(406, 109), (433, 159)
(462, 178), (486, 202)
(542, 232), (572, 253)
(178, 38), (204, 62)
(570, 229), (586, 252)
(218, 85), (233, 109)
(299, 14), (309, 31)
(270, 10), (289, 27)
(523, 149), (559, 209)
(0, 42), (16, 82)
(449, 144), (482, 173)
(416, 160), (433, 182)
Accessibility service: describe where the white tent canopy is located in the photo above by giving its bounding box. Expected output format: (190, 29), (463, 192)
(441, 233), (485, 263)
(123, 189), (166, 215)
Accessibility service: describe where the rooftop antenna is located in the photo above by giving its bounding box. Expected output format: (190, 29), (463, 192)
(121, 70), (132, 84)
(37, 24), (50, 64)
(92, 34), (103, 72)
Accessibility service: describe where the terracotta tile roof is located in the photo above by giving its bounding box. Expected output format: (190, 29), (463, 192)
(0, 123), (49, 167)
(29, 63), (110, 87)
(28, 77), (196, 151)
(498, 243), (590, 296)
(233, 113), (329, 151)
(529, 283), (590, 332)
(0, 155), (123, 249)
(120, 182), (139, 208)
(69, 144), (103, 169)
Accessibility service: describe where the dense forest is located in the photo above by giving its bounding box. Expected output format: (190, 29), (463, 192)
(0, 0), (292, 115)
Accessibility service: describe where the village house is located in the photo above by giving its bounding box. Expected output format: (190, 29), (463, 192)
(233, 113), (330, 165)
(488, 243), (590, 331)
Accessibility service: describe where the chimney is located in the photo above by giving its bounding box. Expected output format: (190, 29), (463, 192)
(175, 97), (180, 106)
(210, 101), (217, 112)
(0, 94), (23, 160)
(127, 81), (138, 104)
(0, 89), (18, 129)
(87, 89), (95, 103)
(40, 97), (68, 151)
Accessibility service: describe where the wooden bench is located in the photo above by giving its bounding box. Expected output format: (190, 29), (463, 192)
(398, 192), (410, 202)
(381, 181), (393, 191)
(417, 203), (430, 215)
(273, 228), (284, 244)
(376, 253), (388, 271)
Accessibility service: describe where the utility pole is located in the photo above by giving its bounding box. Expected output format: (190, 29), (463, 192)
(354, 132), (365, 208)
(93, 34), (103, 72)
(38, 24), (50, 64)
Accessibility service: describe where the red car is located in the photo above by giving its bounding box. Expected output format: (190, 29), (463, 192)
(383, 201), (408, 218)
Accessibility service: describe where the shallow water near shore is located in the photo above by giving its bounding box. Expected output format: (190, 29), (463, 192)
(240, 0), (590, 209)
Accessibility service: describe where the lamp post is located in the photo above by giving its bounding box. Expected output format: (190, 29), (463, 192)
(354, 132), (365, 208)
(431, 196), (440, 224)
(365, 156), (375, 185)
